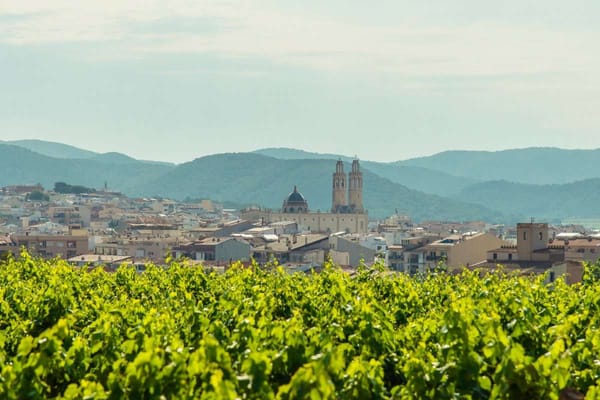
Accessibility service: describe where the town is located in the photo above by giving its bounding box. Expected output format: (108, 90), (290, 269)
(0, 159), (595, 284)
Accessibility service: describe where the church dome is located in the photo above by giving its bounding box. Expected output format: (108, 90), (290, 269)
(282, 185), (308, 213)
(286, 186), (305, 203)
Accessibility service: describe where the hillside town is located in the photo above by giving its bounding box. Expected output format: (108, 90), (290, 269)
(0, 160), (597, 283)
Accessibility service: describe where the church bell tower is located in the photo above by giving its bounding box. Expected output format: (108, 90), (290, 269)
(331, 159), (346, 213)
(348, 159), (363, 213)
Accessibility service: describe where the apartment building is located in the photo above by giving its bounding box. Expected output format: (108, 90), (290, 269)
(173, 237), (251, 264)
(48, 205), (91, 228)
(562, 238), (600, 263)
(420, 232), (505, 272)
(329, 235), (377, 267)
(251, 234), (330, 265)
(13, 232), (89, 259)
(95, 236), (181, 262)
(387, 234), (442, 273)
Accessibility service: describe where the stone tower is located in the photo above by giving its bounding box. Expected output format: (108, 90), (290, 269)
(348, 159), (363, 213)
(517, 222), (548, 261)
(331, 160), (347, 213)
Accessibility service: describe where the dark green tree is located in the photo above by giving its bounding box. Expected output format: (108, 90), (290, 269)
(26, 190), (49, 201)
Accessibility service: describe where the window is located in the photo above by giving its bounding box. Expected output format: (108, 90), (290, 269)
(508, 253), (512, 261)
(523, 231), (527, 240)
(538, 232), (543, 240)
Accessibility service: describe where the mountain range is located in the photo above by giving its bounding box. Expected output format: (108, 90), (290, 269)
(396, 147), (600, 185)
(2, 140), (600, 223)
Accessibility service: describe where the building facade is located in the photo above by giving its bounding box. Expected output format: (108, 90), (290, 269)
(13, 233), (89, 259)
(174, 237), (251, 264)
(244, 160), (369, 234)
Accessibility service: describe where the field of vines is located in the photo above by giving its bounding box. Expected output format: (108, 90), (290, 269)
(2, 252), (600, 399)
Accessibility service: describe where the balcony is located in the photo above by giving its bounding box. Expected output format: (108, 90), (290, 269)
(408, 256), (420, 264)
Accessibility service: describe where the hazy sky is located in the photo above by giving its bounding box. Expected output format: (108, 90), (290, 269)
(1, 1), (600, 163)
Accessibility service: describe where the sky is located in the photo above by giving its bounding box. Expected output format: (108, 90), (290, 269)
(1, 0), (600, 163)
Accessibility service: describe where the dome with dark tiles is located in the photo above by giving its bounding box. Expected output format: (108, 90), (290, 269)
(286, 186), (305, 203)
(282, 186), (308, 213)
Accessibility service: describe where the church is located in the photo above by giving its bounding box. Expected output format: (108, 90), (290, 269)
(254, 159), (368, 234)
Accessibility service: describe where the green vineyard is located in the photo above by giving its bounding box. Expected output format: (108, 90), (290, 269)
(1, 252), (600, 399)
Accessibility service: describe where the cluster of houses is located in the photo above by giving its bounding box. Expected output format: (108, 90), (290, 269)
(385, 220), (596, 284)
(1, 161), (599, 284)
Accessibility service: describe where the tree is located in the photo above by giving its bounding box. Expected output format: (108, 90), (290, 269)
(54, 182), (95, 194)
(26, 190), (49, 201)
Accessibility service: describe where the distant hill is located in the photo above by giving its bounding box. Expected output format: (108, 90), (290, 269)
(397, 147), (600, 184)
(254, 147), (478, 196)
(254, 147), (353, 161)
(8, 140), (600, 222)
(4, 139), (99, 159)
(133, 153), (500, 221)
(454, 179), (600, 221)
(0, 143), (173, 192)
(90, 152), (139, 164)
(89, 152), (174, 166)
(4, 139), (175, 166)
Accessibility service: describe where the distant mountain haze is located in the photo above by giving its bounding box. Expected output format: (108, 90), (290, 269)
(132, 152), (499, 221)
(0, 143), (173, 192)
(2, 139), (99, 159)
(253, 148), (354, 162)
(2, 139), (175, 166)
(453, 179), (600, 221)
(397, 147), (600, 185)
(254, 148), (479, 196)
(4, 139), (600, 222)
(0, 143), (497, 221)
